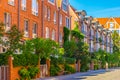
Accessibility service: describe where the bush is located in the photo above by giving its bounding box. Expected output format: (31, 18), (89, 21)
(19, 66), (39, 80)
(65, 57), (76, 64)
(13, 53), (39, 67)
(64, 64), (76, 74)
(50, 56), (64, 65)
(28, 66), (39, 79)
(19, 68), (30, 80)
(0, 53), (8, 66)
(50, 65), (61, 76)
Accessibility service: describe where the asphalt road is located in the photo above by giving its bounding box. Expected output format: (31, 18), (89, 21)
(38, 68), (120, 80)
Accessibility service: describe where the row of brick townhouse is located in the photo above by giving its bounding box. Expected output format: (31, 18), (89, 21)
(69, 6), (113, 53)
(0, 0), (113, 53)
(0, 0), (71, 53)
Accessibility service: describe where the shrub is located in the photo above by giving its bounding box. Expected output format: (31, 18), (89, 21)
(19, 68), (30, 80)
(50, 65), (61, 76)
(28, 66), (39, 79)
(65, 57), (76, 64)
(19, 66), (39, 80)
(0, 53), (8, 66)
(64, 64), (76, 74)
(13, 53), (39, 67)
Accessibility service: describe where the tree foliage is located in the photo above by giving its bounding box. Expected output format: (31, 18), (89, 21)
(112, 30), (120, 52)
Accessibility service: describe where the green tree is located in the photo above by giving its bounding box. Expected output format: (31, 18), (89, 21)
(5, 25), (23, 54)
(63, 40), (78, 57)
(23, 38), (61, 59)
(112, 30), (120, 52)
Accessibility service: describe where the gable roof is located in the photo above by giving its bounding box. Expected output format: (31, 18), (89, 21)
(94, 18), (109, 25)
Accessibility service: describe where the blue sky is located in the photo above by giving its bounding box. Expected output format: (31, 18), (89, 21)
(69, 0), (120, 17)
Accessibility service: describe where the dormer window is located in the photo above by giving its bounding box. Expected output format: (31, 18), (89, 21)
(48, 0), (55, 4)
(21, 0), (26, 11)
(32, 0), (38, 16)
(62, 0), (68, 12)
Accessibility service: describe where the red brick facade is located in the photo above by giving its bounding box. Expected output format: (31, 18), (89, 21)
(0, 0), (70, 43)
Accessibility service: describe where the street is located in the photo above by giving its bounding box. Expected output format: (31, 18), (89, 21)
(39, 68), (120, 80)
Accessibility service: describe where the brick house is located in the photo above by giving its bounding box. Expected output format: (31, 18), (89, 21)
(0, 0), (70, 52)
(69, 6), (113, 53)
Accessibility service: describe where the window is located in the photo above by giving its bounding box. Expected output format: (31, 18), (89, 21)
(33, 23), (37, 38)
(66, 17), (70, 29)
(44, 6), (47, 18)
(110, 22), (114, 29)
(48, 0), (55, 4)
(8, 0), (14, 6)
(60, 14), (62, 25)
(52, 30), (55, 40)
(24, 20), (29, 37)
(54, 11), (56, 24)
(46, 27), (49, 38)
(4, 13), (11, 28)
(47, 8), (50, 20)
(21, 0), (26, 10)
(62, 0), (68, 12)
(59, 33), (62, 43)
(32, 0), (38, 16)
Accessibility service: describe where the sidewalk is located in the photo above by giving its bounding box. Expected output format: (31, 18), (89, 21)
(38, 68), (116, 80)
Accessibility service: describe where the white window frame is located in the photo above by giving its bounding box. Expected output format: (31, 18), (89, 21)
(24, 20), (29, 37)
(62, 0), (68, 12)
(8, 0), (14, 6)
(66, 17), (70, 29)
(32, 23), (37, 38)
(52, 30), (55, 40)
(32, 0), (38, 16)
(4, 13), (11, 32)
(60, 14), (62, 26)
(47, 8), (50, 21)
(54, 11), (56, 24)
(59, 33), (62, 43)
(46, 27), (49, 38)
(21, 0), (26, 11)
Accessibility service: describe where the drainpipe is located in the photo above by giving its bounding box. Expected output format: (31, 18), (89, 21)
(18, 0), (20, 30)
(58, 8), (60, 42)
(41, 0), (44, 37)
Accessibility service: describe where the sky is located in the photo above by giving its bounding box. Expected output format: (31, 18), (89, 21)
(69, 0), (120, 18)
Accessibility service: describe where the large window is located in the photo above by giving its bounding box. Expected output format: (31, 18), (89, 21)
(33, 23), (37, 38)
(21, 0), (26, 10)
(8, 0), (14, 6)
(4, 13), (11, 28)
(62, 0), (68, 12)
(66, 17), (70, 29)
(47, 8), (50, 21)
(24, 20), (29, 37)
(52, 30), (55, 40)
(46, 27), (49, 38)
(48, 0), (55, 4)
(54, 11), (56, 24)
(32, 0), (38, 16)
(59, 33), (62, 43)
(60, 14), (62, 26)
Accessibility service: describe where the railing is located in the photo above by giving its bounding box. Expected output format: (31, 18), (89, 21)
(0, 66), (9, 80)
